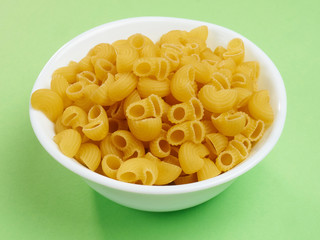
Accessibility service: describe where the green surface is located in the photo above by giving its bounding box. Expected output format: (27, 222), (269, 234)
(1, 0), (319, 239)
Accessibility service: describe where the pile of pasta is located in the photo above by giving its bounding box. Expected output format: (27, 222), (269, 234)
(31, 26), (274, 186)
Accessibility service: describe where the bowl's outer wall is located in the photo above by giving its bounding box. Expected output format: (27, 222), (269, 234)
(85, 179), (235, 212)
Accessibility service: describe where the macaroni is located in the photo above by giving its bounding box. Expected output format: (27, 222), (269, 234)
(31, 26), (274, 185)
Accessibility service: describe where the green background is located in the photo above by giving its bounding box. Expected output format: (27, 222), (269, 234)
(1, 0), (319, 239)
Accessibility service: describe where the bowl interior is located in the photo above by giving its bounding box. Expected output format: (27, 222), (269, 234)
(30, 17), (286, 194)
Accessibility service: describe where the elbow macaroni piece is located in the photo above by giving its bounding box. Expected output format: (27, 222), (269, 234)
(75, 143), (101, 171)
(61, 105), (88, 129)
(127, 117), (162, 142)
(117, 157), (158, 185)
(113, 42), (139, 73)
(54, 129), (82, 158)
(167, 97), (204, 124)
(31, 26), (274, 185)
(248, 90), (274, 125)
(198, 85), (238, 113)
(155, 161), (182, 185)
(111, 130), (145, 159)
(211, 111), (247, 136)
(149, 130), (171, 158)
(170, 64), (196, 102)
(99, 134), (123, 158)
(137, 77), (170, 98)
(125, 94), (163, 120)
(31, 89), (64, 122)
(50, 73), (72, 108)
(167, 120), (205, 145)
(101, 154), (123, 179)
(108, 72), (138, 102)
(90, 73), (116, 106)
(197, 158), (221, 181)
(178, 142), (209, 174)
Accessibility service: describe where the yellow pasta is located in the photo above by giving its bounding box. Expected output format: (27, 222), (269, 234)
(107, 101), (126, 120)
(108, 72), (138, 102)
(31, 26), (274, 185)
(65, 81), (86, 102)
(126, 94), (163, 120)
(111, 130), (145, 160)
(137, 77), (170, 98)
(178, 142), (209, 174)
(234, 87), (253, 108)
(128, 33), (154, 53)
(217, 58), (237, 73)
(223, 38), (245, 64)
(50, 73), (72, 108)
(75, 143), (101, 171)
(211, 111), (247, 136)
(167, 102), (193, 124)
(241, 115), (265, 142)
(123, 90), (141, 112)
(161, 49), (180, 71)
(174, 173), (198, 185)
(161, 43), (184, 56)
(127, 117), (162, 142)
(31, 89), (63, 122)
(214, 45), (227, 58)
(170, 64), (196, 102)
(198, 85), (238, 113)
(90, 73), (116, 106)
(188, 25), (208, 42)
(114, 42), (139, 73)
(76, 70), (99, 85)
(231, 72), (255, 91)
(205, 133), (229, 156)
(99, 134), (123, 158)
(167, 120), (205, 146)
(78, 55), (94, 72)
(242, 61), (260, 80)
(215, 150), (238, 172)
(197, 158), (221, 181)
(193, 62), (211, 84)
(248, 90), (274, 125)
(101, 154), (123, 179)
(211, 69), (232, 89)
(116, 157), (158, 185)
(132, 57), (157, 77)
(159, 29), (188, 45)
(93, 58), (116, 81)
(234, 134), (252, 152)
(87, 104), (108, 122)
(140, 43), (161, 58)
(88, 43), (116, 63)
(72, 85), (95, 112)
(225, 140), (248, 163)
(54, 115), (69, 134)
(61, 105), (88, 129)
(149, 130), (171, 158)
(132, 57), (170, 80)
(167, 97), (204, 124)
(52, 62), (79, 84)
(54, 129), (82, 158)
(82, 120), (109, 141)
(155, 161), (182, 185)
(200, 47), (221, 63)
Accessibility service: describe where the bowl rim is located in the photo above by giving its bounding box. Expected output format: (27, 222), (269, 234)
(29, 16), (287, 195)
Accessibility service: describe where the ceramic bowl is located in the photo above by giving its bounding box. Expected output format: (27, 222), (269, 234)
(29, 17), (286, 212)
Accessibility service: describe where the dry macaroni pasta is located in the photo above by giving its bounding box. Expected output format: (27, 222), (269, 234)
(31, 26), (274, 185)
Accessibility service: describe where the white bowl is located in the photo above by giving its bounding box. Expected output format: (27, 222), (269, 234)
(29, 17), (286, 212)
